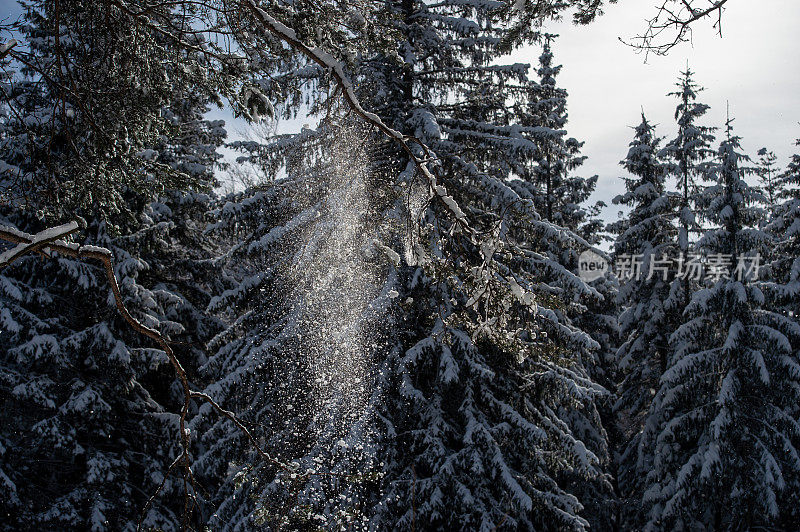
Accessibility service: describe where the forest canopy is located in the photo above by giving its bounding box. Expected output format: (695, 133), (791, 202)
(3, 1), (799, 531)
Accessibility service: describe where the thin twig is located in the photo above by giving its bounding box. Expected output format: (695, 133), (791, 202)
(621, 0), (729, 56)
(411, 464), (416, 532)
(490, 512), (510, 531)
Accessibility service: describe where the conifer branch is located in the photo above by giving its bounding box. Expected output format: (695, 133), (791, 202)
(239, 0), (471, 233)
(0, 222), (299, 530)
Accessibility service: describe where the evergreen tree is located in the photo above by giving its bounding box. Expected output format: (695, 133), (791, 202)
(571, 267), (620, 530)
(506, 36), (610, 391)
(763, 139), (800, 526)
(191, 122), (391, 529)
(659, 68), (715, 305)
(608, 114), (678, 525)
(766, 139), (800, 321)
(0, 0), (230, 222)
(506, 38), (614, 528)
(642, 120), (800, 530)
(511, 35), (599, 235)
(197, 2), (609, 529)
(0, 1), (228, 527)
(765, 143), (800, 522)
(353, 7), (610, 529)
(0, 215), (222, 529)
(756, 147), (779, 210)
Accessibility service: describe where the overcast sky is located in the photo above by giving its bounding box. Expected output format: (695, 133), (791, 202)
(520, 0), (800, 223)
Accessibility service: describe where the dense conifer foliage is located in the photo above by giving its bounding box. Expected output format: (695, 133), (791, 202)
(0, 1), (797, 531)
(0, 1), (229, 527)
(641, 121), (800, 529)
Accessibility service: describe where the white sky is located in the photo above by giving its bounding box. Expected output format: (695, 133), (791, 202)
(517, 0), (800, 223)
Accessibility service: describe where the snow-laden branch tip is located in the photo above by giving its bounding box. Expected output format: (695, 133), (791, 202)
(0, 39), (18, 59)
(0, 221), (80, 267)
(372, 239), (401, 267)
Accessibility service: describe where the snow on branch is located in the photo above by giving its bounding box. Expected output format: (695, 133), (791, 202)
(0, 222), (80, 267)
(237, 1), (581, 321)
(0, 39), (18, 60)
(0, 221), (300, 529)
(241, 0), (470, 229)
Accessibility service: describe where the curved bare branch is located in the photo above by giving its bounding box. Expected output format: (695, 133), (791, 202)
(623, 0), (730, 56)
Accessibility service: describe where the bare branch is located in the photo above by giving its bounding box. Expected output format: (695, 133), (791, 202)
(622, 0), (730, 56)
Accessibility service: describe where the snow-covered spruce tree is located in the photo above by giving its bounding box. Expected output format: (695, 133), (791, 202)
(659, 68), (715, 305)
(350, 5), (611, 529)
(503, 37), (615, 528)
(196, 2), (609, 529)
(139, 71), (233, 379)
(764, 140), (800, 519)
(642, 120), (800, 530)
(396, 7), (614, 529)
(756, 147), (780, 211)
(511, 35), (600, 236)
(569, 265), (620, 531)
(765, 139), (800, 321)
(615, 73), (712, 528)
(0, 216), (218, 530)
(607, 114), (678, 525)
(763, 139), (800, 527)
(190, 121), (399, 530)
(505, 34), (610, 396)
(183, 3), (410, 526)
(0, 1), (230, 527)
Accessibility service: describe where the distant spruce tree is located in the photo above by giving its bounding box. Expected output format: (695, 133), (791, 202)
(659, 68), (715, 305)
(608, 114), (678, 526)
(763, 139), (800, 527)
(512, 35), (600, 235)
(756, 147), (780, 211)
(766, 139), (800, 321)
